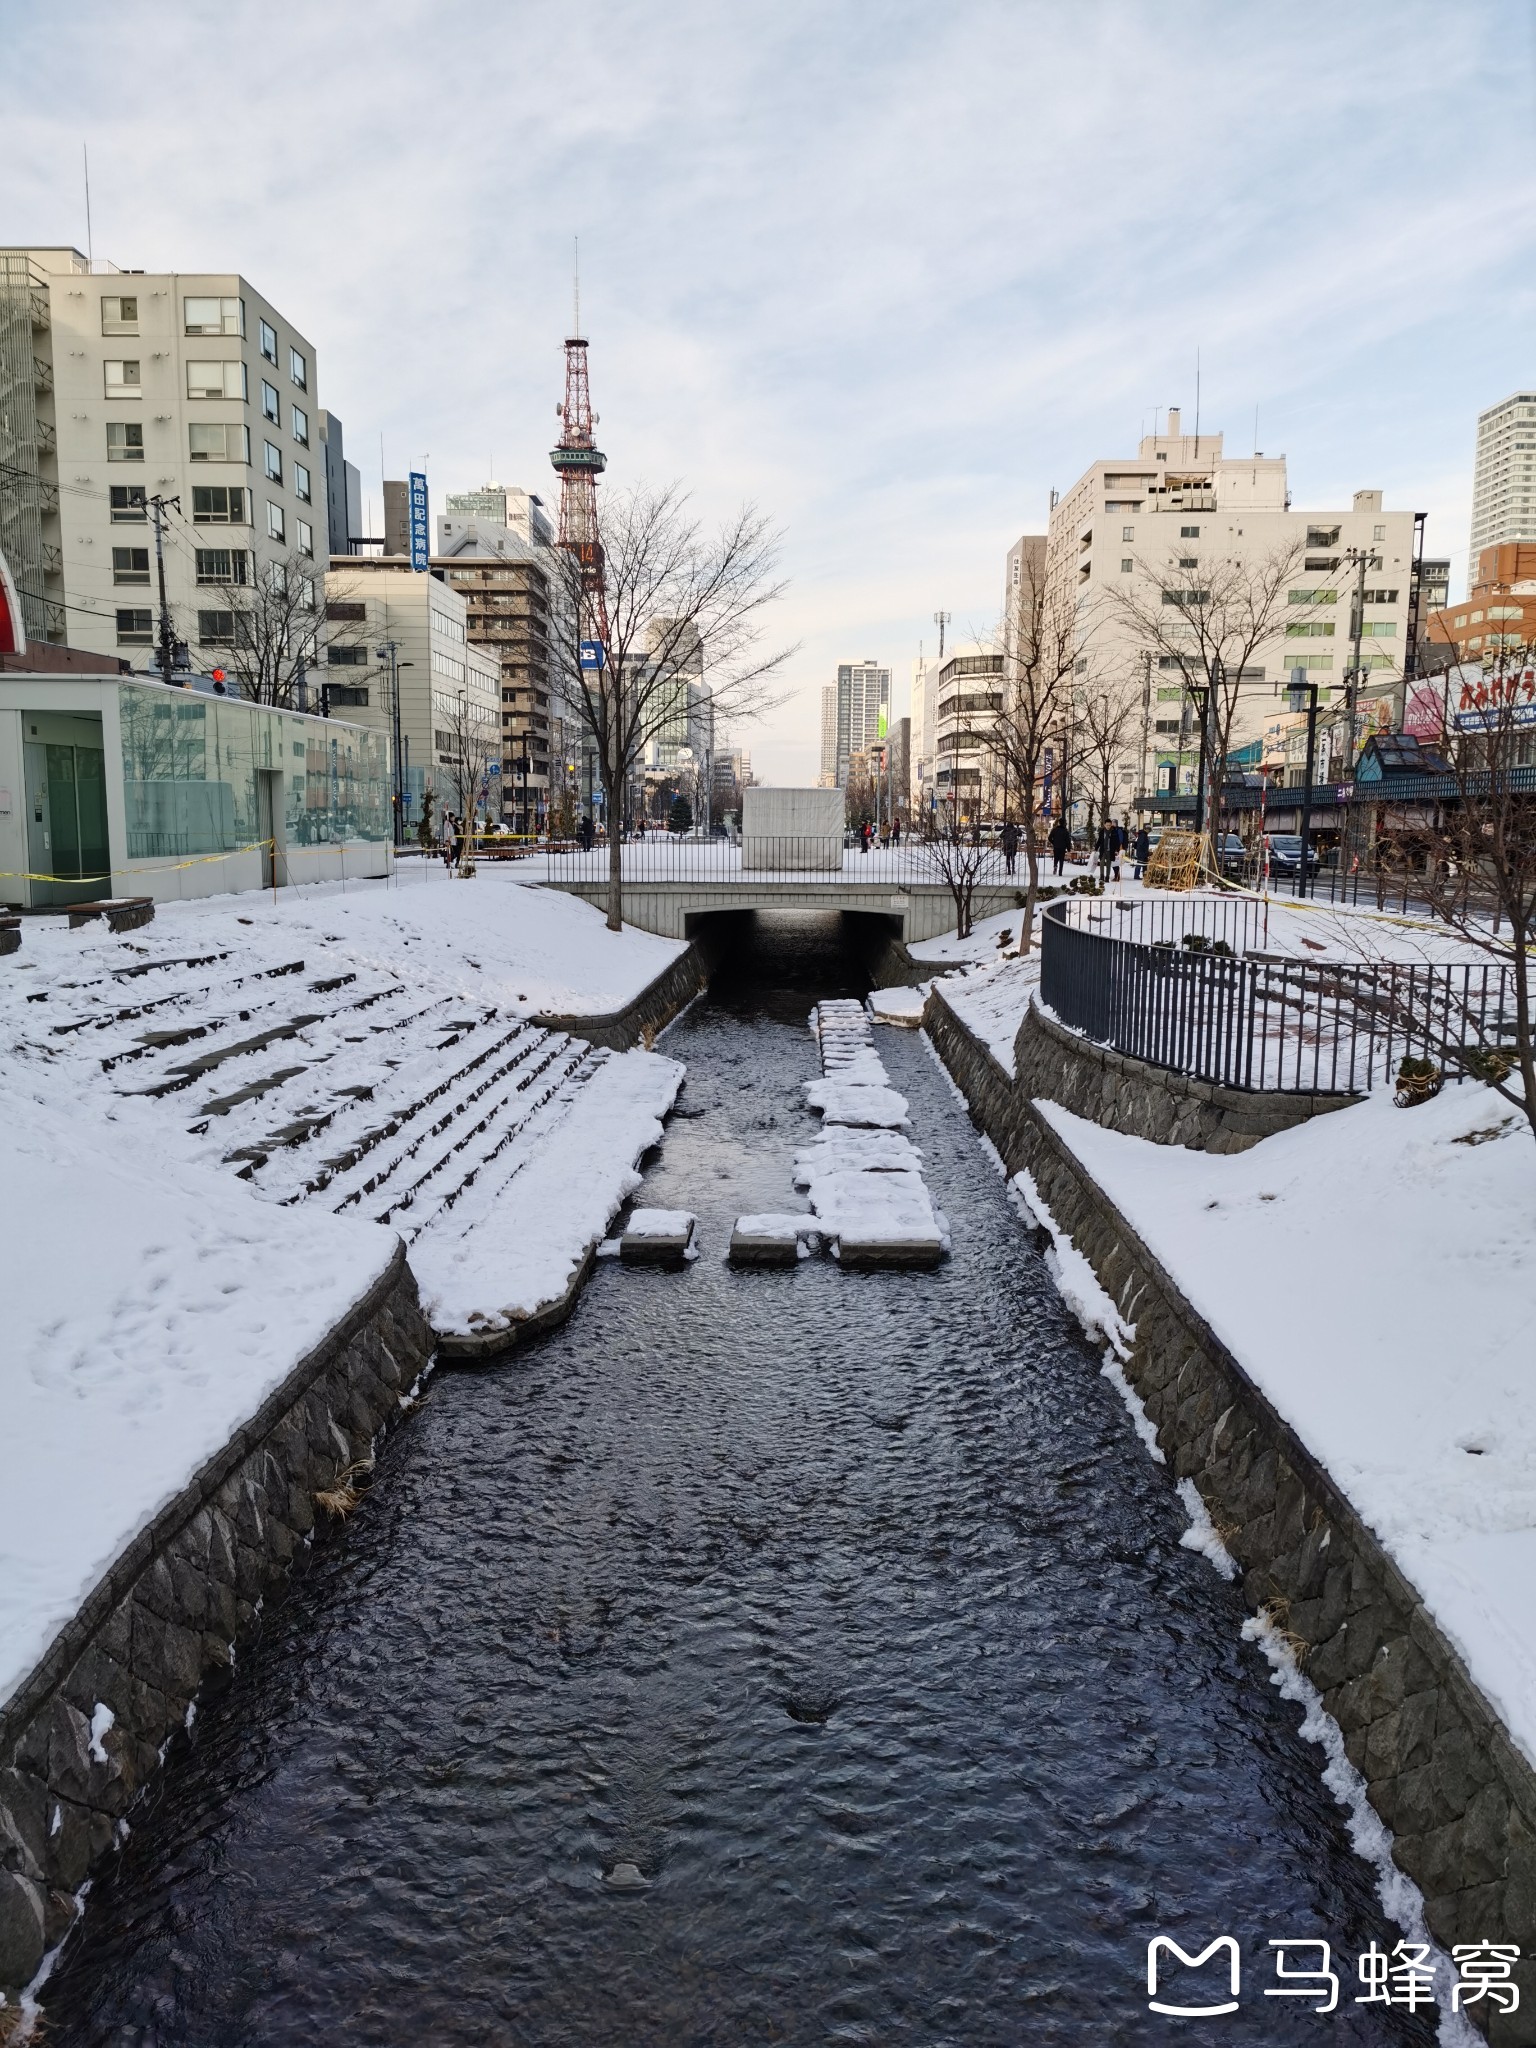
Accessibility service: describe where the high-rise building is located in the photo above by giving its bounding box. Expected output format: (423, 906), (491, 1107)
(1, 247), (326, 668)
(443, 484), (554, 546)
(1424, 541), (1536, 667)
(434, 512), (569, 830)
(1047, 411), (1418, 805)
(320, 412), (361, 557)
(1469, 392), (1536, 563)
(833, 658), (889, 785)
(908, 654), (940, 814)
(932, 644), (1005, 819)
(818, 684), (838, 784)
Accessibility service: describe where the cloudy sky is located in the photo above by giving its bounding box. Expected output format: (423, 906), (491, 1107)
(6, 0), (1534, 780)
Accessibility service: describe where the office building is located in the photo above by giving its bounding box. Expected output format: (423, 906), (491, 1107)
(908, 654), (939, 814)
(832, 658), (889, 785)
(322, 557), (499, 825)
(1, 247), (326, 672)
(1424, 542), (1536, 666)
(321, 412), (361, 557)
(442, 485), (554, 546)
(932, 644), (1005, 819)
(1469, 392), (1536, 562)
(1047, 411), (1417, 804)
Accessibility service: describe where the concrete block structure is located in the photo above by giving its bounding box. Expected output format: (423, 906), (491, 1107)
(741, 785), (843, 870)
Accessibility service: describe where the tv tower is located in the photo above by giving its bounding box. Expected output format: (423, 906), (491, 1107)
(550, 248), (609, 643)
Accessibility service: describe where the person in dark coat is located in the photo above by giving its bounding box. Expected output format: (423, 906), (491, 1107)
(1133, 825), (1151, 880)
(451, 814), (467, 870)
(1048, 816), (1071, 876)
(1000, 819), (1020, 874)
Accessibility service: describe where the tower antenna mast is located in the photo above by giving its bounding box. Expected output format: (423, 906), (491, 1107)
(551, 253), (608, 645)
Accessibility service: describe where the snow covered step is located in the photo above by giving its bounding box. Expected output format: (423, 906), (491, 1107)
(728, 1213), (817, 1266)
(620, 1209), (698, 1265)
(804, 1077), (911, 1128)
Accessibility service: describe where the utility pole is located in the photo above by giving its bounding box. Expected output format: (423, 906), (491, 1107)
(1288, 667), (1320, 900)
(1139, 648), (1152, 816)
(376, 639), (405, 847)
(148, 494), (180, 684)
(1339, 543), (1374, 879)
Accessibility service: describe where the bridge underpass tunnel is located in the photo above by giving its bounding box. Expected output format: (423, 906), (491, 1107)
(685, 907), (911, 1005)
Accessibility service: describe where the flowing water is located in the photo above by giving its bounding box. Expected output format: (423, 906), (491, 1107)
(44, 913), (1435, 2045)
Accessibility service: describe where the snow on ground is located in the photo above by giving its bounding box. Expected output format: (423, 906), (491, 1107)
(1037, 1085), (1536, 1767)
(866, 984), (928, 1025)
(1, 876), (689, 1705)
(0, 1082), (392, 1710)
(909, 904), (1035, 966)
(797, 1002), (948, 1256)
(939, 955), (1042, 1074)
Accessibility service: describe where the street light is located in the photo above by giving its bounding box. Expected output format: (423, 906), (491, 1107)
(1286, 666), (1320, 900)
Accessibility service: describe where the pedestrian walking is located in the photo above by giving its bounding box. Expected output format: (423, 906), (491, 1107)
(1110, 819), (1127, 882)
(891, 817), (901, 847)
(1001, 819), (1019, 875)
(1048, 816), (1070, 876)
(860, 820), (871, 854)
(451, 814), (467, 870)
(1133, 825), (1151, 881)
(439, 809), (456, 872)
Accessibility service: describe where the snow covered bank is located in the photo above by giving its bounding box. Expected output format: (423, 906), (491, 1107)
(0, 1085), (393, 1711)
(1038, 1086), (1536, 1768)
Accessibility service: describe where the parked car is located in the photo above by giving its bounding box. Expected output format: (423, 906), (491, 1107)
(1215, 832), (1248, 878)
(1263, 832), (1320, 877)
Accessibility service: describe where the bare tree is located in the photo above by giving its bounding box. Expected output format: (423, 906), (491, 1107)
(206, 555), (353, 708)
(436, 690), (500, 867)
(1097, 539), (1302, 868)
(1074, 684), (1141, 874)
(918, 787), (992, 939)
(984, 548), (1076, 952)
(553, 485), (794, 929)
(1416, 650), (1536, 1142)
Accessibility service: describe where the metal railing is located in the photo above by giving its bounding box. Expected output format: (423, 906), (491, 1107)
(514, 832), (1036, 886)
(1039, 897), (1515, 1095)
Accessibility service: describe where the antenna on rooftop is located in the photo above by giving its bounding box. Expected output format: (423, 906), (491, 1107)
(573, 236), (581, 339)
(83, 144), (93, 271)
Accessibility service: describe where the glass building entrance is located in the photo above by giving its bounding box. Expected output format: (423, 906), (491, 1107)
(22, 713), (109, 907)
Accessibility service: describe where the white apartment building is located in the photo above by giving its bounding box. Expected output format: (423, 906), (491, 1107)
(1469, 392), (1536, 563)
(932, 643), (1005, 819)
(908, 654), (939, 814)
(441, 484), (554, 548)
(1, 248), (327, 671)
(832, 658), (889, 785)
(1047, 412), (1417, 804)
(322, 560), (499, 825)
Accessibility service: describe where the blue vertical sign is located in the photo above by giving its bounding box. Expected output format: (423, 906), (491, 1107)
(408, 471), (429, 572)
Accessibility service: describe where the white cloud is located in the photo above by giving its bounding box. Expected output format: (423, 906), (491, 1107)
(4, 0), (1531, 784)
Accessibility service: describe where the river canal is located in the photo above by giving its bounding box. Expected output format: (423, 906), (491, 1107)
(43, 912), (1435, 2045)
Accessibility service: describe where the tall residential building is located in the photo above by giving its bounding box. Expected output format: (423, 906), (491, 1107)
(908, 654), (940, 813)
(1, 248), (327, 668)
(818, 684), (838, 784)
(833, 658), (889, 785)
(321, 557), (499, 824)
(1048, 411), (1417, 804)
(932, 643), (1005, 818)
(434, 511), (569, 829)
(1470, 392), (1536, 562)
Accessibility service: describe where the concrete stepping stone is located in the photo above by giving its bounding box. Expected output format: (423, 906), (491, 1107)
(728, 1213), (817, 1266)
(620, 1208), (697, 1265)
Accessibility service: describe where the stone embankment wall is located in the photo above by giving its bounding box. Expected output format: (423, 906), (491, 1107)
(536, 940), (710, 1051)
(0, 1250), (434, 2008)
(1017, 999), (1354, 1152)
(926, 988), (1536, 2043)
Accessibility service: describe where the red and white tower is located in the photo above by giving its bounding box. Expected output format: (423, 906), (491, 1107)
(550, 275), (609, 645)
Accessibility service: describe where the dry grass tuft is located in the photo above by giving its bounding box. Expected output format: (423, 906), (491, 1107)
(315, 1458), (374, 1518)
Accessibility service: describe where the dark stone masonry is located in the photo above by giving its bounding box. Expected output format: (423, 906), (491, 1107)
(925, 986), (1536, 2044)
(0, 1249), (434, 2007)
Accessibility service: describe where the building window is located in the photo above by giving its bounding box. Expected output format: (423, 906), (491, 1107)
(259, 318), (277, 364)
(189, 422), (250, 463)
(290, 404), (309, 447)
(104, 359), (142, 399)
(1120, 558), (1133, 573)
(296, 517), (313, 558)
(294, 461), (311, 504)
(184, 295), (245, 337)
(1180, 524), (1200, 538)
(267, 500), (286, 543)
(196, 547), (249, 585)
(111, 546), (150, 585)
(186, 359), (247, 401)
(1285, 621), (1336, 637)
(116, 608), (153, 645)
(289, 347), (307, 389)
(1306, 525), (1340, 549)
(328, 644), (369, 666)
(1372, 523), (1386, 541)
(263, 440), (283, 483)
(192, 485), (247, 524)
(1121, 525), (1134, 542)
(260, 380), (280, 425)
(326, 600), (366, 622)
(106, 422), (144, 462)
(1288, 588), (1338, 605)
(1178, 555), (1197, 569)
(109, 484), (146, 522)
(325, 684), (368, 707)
(197, 609), (237, 646)
(100, 295), (138, 335)
(1359, 621), (1397, 637)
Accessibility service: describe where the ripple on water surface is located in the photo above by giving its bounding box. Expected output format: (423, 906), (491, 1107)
(44, 915), (1436, 2045)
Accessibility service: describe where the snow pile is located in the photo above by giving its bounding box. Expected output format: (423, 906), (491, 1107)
(1037, 1086), (1536, 1768)
(798, 1002), (948, 1259)
(0, 1081), (393, 1710)
(866, 984), (928, 1026)
(938, 953), (1042, 1074)
(410, 1051), (684, 1330)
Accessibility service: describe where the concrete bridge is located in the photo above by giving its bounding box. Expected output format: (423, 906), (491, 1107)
(539, 871), (1025, 944)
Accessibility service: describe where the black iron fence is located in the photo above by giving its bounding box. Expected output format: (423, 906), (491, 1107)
(1039, 898), (1515, 1095)
(514, 833), (1035, 886)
